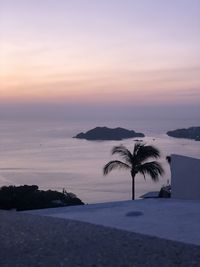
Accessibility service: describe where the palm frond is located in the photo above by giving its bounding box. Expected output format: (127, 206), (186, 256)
(112, 145), (133, 164)
(137, 161), (164, 182)
(103, 160), (131, 176)
(133, 142), (145, 156)
(133, 142), (161, 163)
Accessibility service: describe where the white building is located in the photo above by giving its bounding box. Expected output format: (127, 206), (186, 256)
(171, 154), (200, 200)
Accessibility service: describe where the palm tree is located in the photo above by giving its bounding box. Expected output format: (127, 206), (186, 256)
(103, 142), (164, 200)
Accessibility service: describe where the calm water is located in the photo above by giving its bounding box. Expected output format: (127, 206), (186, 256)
(0, 118), (199, 203)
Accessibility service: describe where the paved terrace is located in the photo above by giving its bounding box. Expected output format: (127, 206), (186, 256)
(0, 199), (200, 266)
(27, 199), (200, 246)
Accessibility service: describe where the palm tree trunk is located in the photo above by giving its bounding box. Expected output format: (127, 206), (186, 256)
(131, 173), (136, 200)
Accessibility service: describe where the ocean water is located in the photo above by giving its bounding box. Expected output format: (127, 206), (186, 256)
(0, 118), (199, 203)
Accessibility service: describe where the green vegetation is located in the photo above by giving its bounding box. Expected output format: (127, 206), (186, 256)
(103, 142), (164, 200)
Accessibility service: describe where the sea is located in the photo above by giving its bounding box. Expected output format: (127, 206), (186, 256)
(0, 118), (199, 204)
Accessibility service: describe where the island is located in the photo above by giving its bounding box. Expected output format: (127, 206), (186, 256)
(167, 126), (200, 141)
(73, 126), (145, 141)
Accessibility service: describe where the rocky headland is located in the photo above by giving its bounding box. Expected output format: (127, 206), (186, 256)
(167, 126), (200, 141)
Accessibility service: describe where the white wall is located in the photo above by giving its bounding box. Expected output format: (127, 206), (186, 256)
(171, 154), (200, 200)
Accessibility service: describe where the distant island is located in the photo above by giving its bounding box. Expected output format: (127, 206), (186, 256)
(73, 127), (145, 141)
(167, 126), (200, 141)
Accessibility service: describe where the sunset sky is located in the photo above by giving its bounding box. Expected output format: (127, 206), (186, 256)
(0, 0), (200, 118)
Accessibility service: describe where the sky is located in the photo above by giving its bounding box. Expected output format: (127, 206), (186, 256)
(0, 0), (200, 120)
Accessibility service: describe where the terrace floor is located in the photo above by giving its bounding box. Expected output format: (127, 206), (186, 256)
(26, 198), (200, 246)
(1, 208), (200, 267)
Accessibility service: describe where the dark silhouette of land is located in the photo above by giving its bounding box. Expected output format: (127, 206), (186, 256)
(167, 126), (200, 141)
(74, 127), (145, 140)
(0, 185), (84, 211)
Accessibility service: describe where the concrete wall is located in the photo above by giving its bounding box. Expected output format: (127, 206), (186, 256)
(171, 154), (200, 200)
